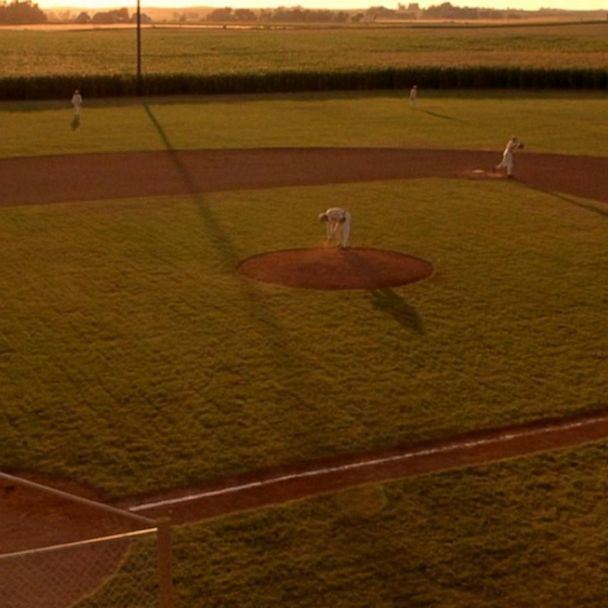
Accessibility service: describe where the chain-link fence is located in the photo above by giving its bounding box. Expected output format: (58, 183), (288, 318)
(0, 472), (173, 608)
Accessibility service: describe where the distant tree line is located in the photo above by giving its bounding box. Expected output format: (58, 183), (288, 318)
(204, 2), (522, 23)
(0, 2), (153, 25)
(0, 0), (47, 24)
(206, 7), (348, 23)
(73, 8), (152, 24)
(3, 1), (604, 26)
(394, 2), (510, 20)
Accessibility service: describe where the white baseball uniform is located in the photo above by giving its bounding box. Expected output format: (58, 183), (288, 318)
(409, 85), (417, 107)
(71, 91), (82, 116)
(322, 207), (351, 247)
(495, 137), (521, 176)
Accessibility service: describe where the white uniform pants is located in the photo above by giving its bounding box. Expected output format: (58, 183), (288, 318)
(496, 152), (513, 175)
(326, 212), (351, 247)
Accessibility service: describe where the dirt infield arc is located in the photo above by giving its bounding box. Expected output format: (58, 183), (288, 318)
(1, 147), (607, 207)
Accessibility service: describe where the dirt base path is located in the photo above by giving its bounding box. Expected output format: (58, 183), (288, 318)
(3, 409), (608, 607)
(1, 148), (607, 207)
(124, 409), (608, 524)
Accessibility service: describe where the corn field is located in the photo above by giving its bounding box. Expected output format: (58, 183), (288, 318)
(0, 23), (607, 99)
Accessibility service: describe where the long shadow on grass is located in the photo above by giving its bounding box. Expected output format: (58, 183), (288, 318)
(142, 104), (324, 443)
(143, 103), (303, 333)
(369, 288), (426, 335)
(143, 104), (241, 265)
(338, 248), (425, 334)
(519, 182), (608, 219)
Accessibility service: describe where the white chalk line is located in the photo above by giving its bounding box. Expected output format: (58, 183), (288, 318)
(130, 414), (608, 513)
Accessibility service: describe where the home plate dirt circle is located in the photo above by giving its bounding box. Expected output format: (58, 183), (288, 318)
(238, 247), (433, 289)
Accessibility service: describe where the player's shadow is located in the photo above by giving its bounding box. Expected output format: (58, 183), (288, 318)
(519, 182), (608, 219)
(419, 109), (461, 122)
(369, 288), (425, 335)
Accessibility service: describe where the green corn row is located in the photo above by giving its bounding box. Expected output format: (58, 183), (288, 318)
(0, 67), (606, 100)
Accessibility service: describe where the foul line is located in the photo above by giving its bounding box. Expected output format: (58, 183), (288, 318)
(130, 413), (608, 513)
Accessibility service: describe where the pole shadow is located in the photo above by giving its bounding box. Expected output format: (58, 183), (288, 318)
(369, 288), (426, 335)
(143, 103), (241, 265)
(518, 180), (608, 219)
(142, 104), (320, 411)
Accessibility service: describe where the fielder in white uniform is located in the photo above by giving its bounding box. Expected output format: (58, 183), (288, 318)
(409, 85), (418, 107)
(495, 136), (523, 177)
(71, 90), (83, 117)
(318, 207), (351, 248)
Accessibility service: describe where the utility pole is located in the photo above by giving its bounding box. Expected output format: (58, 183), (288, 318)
(136, 0), (142, 95)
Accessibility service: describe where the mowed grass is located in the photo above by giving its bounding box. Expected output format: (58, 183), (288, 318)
(1, 179), (607, 495)
(0, 23), (607, 77)
(81, 440), (608, 607)
(1, 92), (607, 159)
(171, 440), (608, 608)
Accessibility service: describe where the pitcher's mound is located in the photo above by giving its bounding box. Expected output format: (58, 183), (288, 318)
(238, 247), (433, 289)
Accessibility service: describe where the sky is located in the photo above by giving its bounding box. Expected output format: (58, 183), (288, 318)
(36, 0), (608, 11)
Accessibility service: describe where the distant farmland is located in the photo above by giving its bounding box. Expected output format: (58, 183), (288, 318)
(0, 22), (606, 78)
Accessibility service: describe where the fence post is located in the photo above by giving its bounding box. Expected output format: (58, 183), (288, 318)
(157, 518), (174, 608)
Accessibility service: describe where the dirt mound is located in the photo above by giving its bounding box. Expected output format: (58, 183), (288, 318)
(238, 247), (433, 289)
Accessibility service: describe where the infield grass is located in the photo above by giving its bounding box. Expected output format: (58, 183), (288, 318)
(0, 23), (607, 77)
(1, 179), (606, 495)
(1, 92), (607, 159)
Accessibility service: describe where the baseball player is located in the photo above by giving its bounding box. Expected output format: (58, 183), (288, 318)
(70, 89), (82, 130)
(409, 84), (418, 107)
(318, 207), (351, 248)
(71, 89), (82, 117)
(495, 136), (523, 178)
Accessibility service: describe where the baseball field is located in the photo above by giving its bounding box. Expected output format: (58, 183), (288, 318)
(1, 89), (607, 606)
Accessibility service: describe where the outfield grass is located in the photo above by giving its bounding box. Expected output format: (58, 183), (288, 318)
(1, 178), (606, 495)
(79, 439), (608, 607)
(0, 23), (606, 77)
(0, 92), (607, 159)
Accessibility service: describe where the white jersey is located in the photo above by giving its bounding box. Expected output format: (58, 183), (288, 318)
(324, 207), (348, 223)
(503, 138), (519, 156)
(322, 207), (351, 247)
